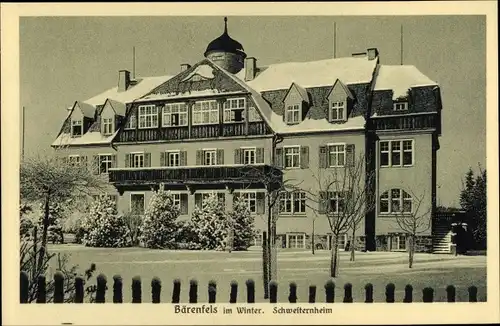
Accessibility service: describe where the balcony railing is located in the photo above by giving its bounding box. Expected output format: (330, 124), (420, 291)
(108, 164), (282, 187)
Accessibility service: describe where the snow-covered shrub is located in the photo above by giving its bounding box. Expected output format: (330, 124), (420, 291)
(139, 184), (179, 249)
(37, 202), (65, 244)
(174, 220), (201, 250)
(191, 193), (229, 251)
(227, 197), (256, 251)
(81, 195), (129, 247)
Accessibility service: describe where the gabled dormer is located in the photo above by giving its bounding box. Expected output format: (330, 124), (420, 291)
(282, 82), (309, 125)
(326, 79), (354, 123)
(100, 99), (126, 135)
(70, 101), (95, 137)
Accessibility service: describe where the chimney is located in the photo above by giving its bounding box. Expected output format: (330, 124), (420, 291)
(367, 48), (379, 61)
(244, 57), (257, 81)
(180, 63), (191, 72)
(118, 70), (131, 92)
(351, 52), (367, 58)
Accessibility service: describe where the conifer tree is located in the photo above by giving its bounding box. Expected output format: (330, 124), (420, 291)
(227, 197), (256, 251)
(191, 193), (228, 250)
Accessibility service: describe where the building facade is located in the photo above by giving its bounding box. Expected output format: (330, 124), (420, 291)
(52, 18), (443, 252)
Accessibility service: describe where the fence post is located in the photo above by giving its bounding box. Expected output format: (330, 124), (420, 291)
(172, 279), (181, 304)
(446, 285), (456, 302)
(343, 283), (353, 303)
(246, 279), (255, 303)
(189, 279), (198, 304)
(208, 280), (217, 303)
(403, 285), (413, 303)
(36, 275), (46, 303)
(74, 276), (84, 303)
(132, 276), (142, 303)
(53, 272), (65, 303)
(113, 275), (123, 303)
(269, 281), (278, 303)
(364, 283), (373, 303)
(229, 280), (238, 303)
(308, 285), (316, 303)
(288, 282), (297, 303)
(95, 274), (107, 303)
(20, 271), (29, 303)
(422, 287), (434, 303)
(151, 277), (161, 303)
(468, 286), (478, 302)
(325, 280), (335, 303)
(385, 283), (395, 303)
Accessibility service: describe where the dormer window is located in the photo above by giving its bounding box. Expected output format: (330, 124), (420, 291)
(394, 102), (408, 111)
(101, 118), (114, 135)
(285, 104), (301, 124)
(329, 101), (346, 122)
(71, 120), (82, 137)
(125, 113), (136, 129)
(193, 100), (219, 125)
(163, 103), (188, 127)
(138, 105), (159, 129)
(223, 98), (246, 123)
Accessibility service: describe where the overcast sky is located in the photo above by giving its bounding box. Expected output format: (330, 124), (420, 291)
(19, 15), (486, 207)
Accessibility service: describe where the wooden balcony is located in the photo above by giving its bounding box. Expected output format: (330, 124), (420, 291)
(108, 164), (282, 188)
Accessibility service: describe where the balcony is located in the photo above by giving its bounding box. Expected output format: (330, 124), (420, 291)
(108, 164), (282, 188)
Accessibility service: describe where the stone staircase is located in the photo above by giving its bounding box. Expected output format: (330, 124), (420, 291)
(432, 223), (452, 253)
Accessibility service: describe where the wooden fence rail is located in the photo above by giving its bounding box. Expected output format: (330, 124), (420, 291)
(20, 271), (480, 304)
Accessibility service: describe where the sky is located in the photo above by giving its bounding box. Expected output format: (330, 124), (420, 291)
(19, 15), (486, 208)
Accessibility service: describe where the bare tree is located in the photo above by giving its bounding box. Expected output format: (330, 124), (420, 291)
(301, 151), (375, 277)
(394, 189), (432, 268)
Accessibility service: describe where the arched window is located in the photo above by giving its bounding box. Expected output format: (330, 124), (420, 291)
(379, 189), (412, 213)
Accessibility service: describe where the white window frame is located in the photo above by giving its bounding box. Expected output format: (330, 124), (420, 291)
(193, 100), (219, 125)
(167, 150), (180, 167)
(330, 101), (346, 122)
(393, 102), (408, 111)
(130, 152), (145, 168)
(101, 117), (114, 135)
(287, 233), (306, 249)
(68, 155), (81, 166)
(223, 98), (246, 123)
(138, 105), (159, 129)
(240, 191), (257, 213)
(253, 232), (263, 247)
(71, 119), (83, 137)
(169, 192), (182, 209)
(203, 149), (217, 166)
(391, 234), (407, 251)
(380, 140), (414, 167)
(242, 147), (256, 165)
(285, 104), (301, 124)
(379, 188), (413, 214)
(327, 143), (346, 167)
(98, 154), (113, 174)
(125, 113), (137, 130)
(337, 233), (347, 250)
(280, 191), (306, 215)
(327, 191), (345, 214)
(162, 103), (188, 127)
(284, 145), (300, 169)
(130, 192), (146, 215)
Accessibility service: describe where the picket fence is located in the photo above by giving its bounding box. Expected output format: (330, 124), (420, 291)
(20, 272), (480, 304)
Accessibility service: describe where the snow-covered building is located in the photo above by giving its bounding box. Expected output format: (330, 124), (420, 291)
(52, 18), (443, 252)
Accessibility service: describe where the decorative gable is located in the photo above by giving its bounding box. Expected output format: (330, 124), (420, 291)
(181, 64), (215, 83)
(326, 79), (353, 123)
(282, 82), (309, 125)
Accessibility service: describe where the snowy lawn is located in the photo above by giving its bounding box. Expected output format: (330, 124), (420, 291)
(48, 245), (486, 303)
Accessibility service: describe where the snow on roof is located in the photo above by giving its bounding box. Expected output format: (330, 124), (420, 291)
(181, 64), (215, 82)
(83, 75), (174, 106)
(240, 56), (378, 92)
(137, 89), (246, 102)
(51, 131), (118, 147)
(76, 101), (96, 118)
(290, 83), (309, 103)
(374, 65), (438, 100)
(106, 99), (127, 116)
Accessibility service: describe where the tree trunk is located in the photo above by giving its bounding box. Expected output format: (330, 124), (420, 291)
(37, 197), (50, 272)
(330, 235), (340, 277)
(262, 232), (269, 299)
(311, 220), (315, 255)
(269, 221), (278, 281)
(408, 235), (414, 269)
(350, 226), (356, 261)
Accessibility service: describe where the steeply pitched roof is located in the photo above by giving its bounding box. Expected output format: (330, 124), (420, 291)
(374, 65), (438, 100)
(283, 82), (309, 103)
(74, 101), (95, 118)
(328, 79), (354, 99)
(105, 99), (127, 116)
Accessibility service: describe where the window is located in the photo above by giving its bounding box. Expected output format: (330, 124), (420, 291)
(167, 151), (180, 167)
(204, 150), (217, 166)
(248, 106), (262, 122)
(101, 118), (114, 135)
(171, 193), (181, 208)
(253, 233), (263, 247)
(138, 105), (158, 129)
(241, 192), (257, 213)
(379, 189), (413, 214)
(391, 235), (407, 250)
(68, 155), (81, 166)
(280, 191), (306, 215)
(243, 148), (256, 165)
(328, 144), (346, 167)
(163, 103), (188, 127)
(131, 153), (144, 168)
(130, 193), (145, 215)
(98, 154), (112, 174)
(284, 146), (300, 168)
(193, 100), (219, 125)
(285, 104), (300, 124)
(393, 102), (408, 111)
(125, 113), (136, 129)
(287, 233), (306, 249)
(223, 98), (246, 123)
(71, 120), (82, 137)
(327, 191), (345, 213)
(338, 234), (347, 250)
(330, 101), (345, 122)
(380, 140), (414, 167)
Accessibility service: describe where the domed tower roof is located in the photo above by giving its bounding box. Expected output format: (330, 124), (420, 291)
(204, 17), (247, 59)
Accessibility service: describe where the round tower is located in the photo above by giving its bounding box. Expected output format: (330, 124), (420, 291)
(204, 17), (247, 74)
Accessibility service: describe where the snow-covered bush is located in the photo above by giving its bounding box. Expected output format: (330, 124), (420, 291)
(139, 184), (179, 249)
(191, 193), (229, 251)
(36, 202), (65, 244)
(174, 220), (202, 250)
(227, 197), (256, 251)
(81, 195), (129, 247)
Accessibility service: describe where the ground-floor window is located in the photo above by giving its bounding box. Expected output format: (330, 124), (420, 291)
(391, 234), (407, 251)
(130, 193), (145, 215)
(327, 233), (347, 250)
(287, 233), (306, 249)
(253, 232), (263, 247)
